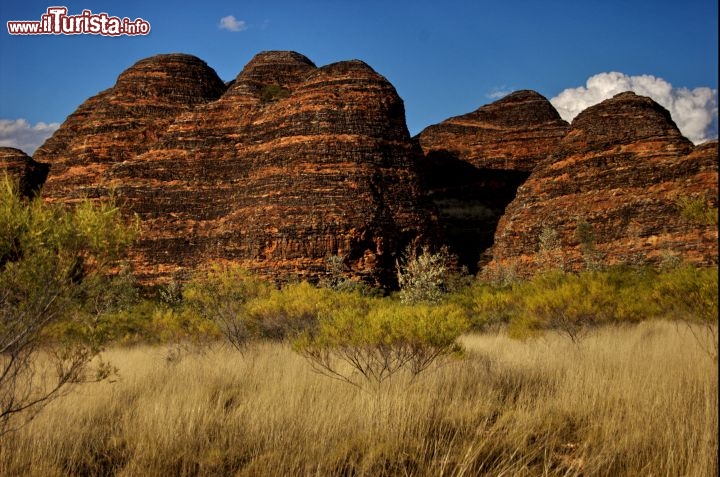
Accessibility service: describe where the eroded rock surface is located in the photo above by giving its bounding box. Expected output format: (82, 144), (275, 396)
(34, 53), (227, 202)
(36, 51), (434, 286)
(418, 90), (570, 171)
(486, 92), (718, 276)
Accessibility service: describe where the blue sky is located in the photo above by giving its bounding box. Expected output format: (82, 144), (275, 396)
(1, 0), (717, 153)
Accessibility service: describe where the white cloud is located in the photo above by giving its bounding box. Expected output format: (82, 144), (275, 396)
(486, 88), (512, 100)
(218, 15), (247, 32)
(0, 119), (59, 155)
(550, 72), (718, 144)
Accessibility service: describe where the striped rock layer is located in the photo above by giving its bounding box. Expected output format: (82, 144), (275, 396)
(35, 53), (227, 201)
(415, 90), (570, 272)
(35, 51), (435, 286)
(486, 92), (718, 276)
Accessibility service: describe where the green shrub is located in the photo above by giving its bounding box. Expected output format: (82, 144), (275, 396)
(575, 220), (603, 270)
(509, 270), (618, 341)
(473, 264), (717, 342)
(447, 280), (516, 330)
(1, 175), (137, 434)
(151, 305), (221, 344)
(244, 282), (341, 339)
(260, 84), (291, 103)
(183, 267), (359, 346)
(293, 298), (469, 388)
(653, 265), (718, 323)
(470, 284), (517, 330)
(654, 265), (719, 359)
(676, 194), (718, 226)
(182, 264), (271, 351)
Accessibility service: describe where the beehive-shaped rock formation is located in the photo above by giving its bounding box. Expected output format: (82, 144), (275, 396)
(486, 92), (718, 275)
(415, 90), (569, 272)
(0, 147), (48, 197)
(35, 51), (435, 286)
(34, 53), (228, 202)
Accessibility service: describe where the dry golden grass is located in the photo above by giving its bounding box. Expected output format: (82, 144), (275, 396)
(1, 321), (716, 476)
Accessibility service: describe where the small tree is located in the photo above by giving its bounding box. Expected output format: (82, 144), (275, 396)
(575, 220), (603, 271)
(294, 298), (468, 390)
(244, 281), (340, 340)
(676, 193), (718, 226)
(0, 176), (136, 435)
(182, 264), (271, 351)
(397, 245), (455, 304)
(653, 265), (719, 360)
(538, 225), (564, 270)
(509, 270), (615, 343)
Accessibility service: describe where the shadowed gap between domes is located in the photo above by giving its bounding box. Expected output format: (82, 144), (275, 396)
(417, 149), (530, 274)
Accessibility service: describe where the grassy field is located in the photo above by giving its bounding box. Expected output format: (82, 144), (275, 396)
(1, 320), (717, 477)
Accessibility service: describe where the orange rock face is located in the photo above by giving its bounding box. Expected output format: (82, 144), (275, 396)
(417, 90), (570, 172)
(486, 92), (718, 276)
(35, 51), (435, 286)
(34, 53), (227, 202)
(29, 54), (718, 285)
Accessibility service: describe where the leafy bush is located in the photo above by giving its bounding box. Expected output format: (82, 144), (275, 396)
(652, 265), (718, 323)
(508, 270), (617, 342)
(575, 220), (603, 270)
(244, 282), (339, 340)
(260, 84), (291, 103)
(467, 263), (717, 343)
(293, 298), (469, 388)
(676, 194), (718, 226)
(653, 265), (718, 359)
(397, 246), (457, 304)
(318, 255), (376, 295)
(537, 225), (565, 270)
(182, 264), (271, 351)
(467, 283), (518, 330)
(0, 175), (137, 433)
(478, 259), (521, 287)
(183, 266), (350, 346)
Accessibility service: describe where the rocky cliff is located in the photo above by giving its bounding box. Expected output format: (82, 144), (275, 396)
(35, 51), (434, 286)
(0, 147), (48, 197)
(415, 90), (569, 272)
(485, 92), (718, 276)
(29, 52), (718, 285)
(34, 53), (228, 202)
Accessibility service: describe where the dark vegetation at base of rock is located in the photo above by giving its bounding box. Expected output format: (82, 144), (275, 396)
(2, 51), (715, 287)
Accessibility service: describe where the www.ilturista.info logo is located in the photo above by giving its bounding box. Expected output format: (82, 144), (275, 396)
(7, 7), (150, 36)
